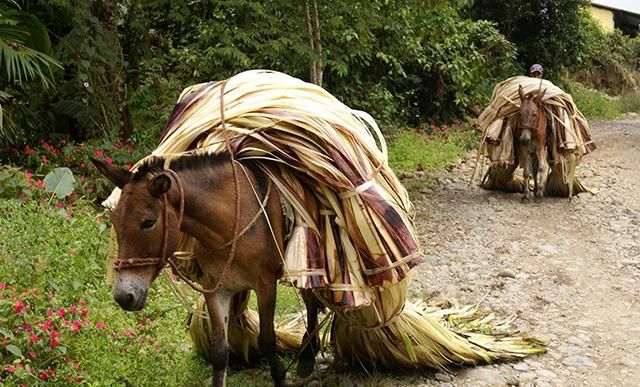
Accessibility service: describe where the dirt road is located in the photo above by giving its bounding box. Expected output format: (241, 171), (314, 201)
(408, 120), (640, 387)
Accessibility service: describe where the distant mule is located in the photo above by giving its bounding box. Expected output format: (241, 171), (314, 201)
(516, 84), (549, 202)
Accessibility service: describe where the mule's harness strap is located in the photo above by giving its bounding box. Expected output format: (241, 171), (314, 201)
(113, 81), (247, 295)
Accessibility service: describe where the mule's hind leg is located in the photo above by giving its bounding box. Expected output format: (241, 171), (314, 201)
(297, 289), (321, 378)
(203, 290), (233, 387)
(256, 280), (286, 386)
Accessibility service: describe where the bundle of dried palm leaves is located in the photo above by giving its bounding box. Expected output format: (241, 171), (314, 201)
(105, 70), (545, 369)
(476, 76), (596, 196)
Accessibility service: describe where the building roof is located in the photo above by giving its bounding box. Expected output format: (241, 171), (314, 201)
(592, 0), (640, 16)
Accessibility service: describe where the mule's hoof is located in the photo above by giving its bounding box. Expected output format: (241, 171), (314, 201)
(521, 196), (530, 203)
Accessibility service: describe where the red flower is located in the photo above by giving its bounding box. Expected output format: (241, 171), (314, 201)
(47, 309), (53, 317)
(29, 351), (37, 359)
(41, 155), (49, 164)
(57, 308), (65, 318)
(25, 172), (33, 181)
(30, 334), (40, 343)
(104, 156), (112, 165)
(94, 150), (104, 158)
(47, 293), (54, 299)
(36, 180), (45, 190)
(0, 283), (5, 289)
(80, 309), (88, 317)
(39, 371), (48, 381)
(23, 146), (34, 156)
(6, 365), (15, 373)
(95, 322), (107, 329)
(79, 299), (87, 307)
(50, 338), (59, 348)
(70, 306), (78, 314)
(14, 300), (25, 313)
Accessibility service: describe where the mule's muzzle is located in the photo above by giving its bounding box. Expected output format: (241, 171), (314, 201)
(519, 130), (532, 145)
(113, 285), (148, 311)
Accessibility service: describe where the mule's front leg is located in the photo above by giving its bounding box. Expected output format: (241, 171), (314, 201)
(520, 149), (532, 203)
(535, 150), (549, 199)
(204, 290), (233, 387)
(256, 281), (286, 386)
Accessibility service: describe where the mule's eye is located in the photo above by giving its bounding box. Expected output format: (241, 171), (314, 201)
(141, 219), (156, 231)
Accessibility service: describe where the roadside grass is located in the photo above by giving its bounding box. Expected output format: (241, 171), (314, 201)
(564, 80), (623, 120)
(387, 124), (479, 197)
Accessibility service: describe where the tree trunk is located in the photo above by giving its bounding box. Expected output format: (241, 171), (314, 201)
(304, 0), (323, 86)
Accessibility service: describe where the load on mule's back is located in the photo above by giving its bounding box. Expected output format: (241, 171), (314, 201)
(515, 84), (549, 202)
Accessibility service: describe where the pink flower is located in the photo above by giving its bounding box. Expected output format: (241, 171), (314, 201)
(6, 365), (15, 373)
(36, 179), (45, 190)
(23, 146), (34, 156)
(95, 322), (107, 329)
(50, 338), (59, 348)
(57, 308), (65, 318)
(47, 293), (54, 299)
(40, 371), (48, 381)
(94, 150), (104, 158)
(0, 283), (5, 289)
(25, 172), (33, 181)
(104, 156), (112, 165)
(80, 309), (88, 317)
(70, 306), (78, 314)
(30, 334), (40, 343)
(47, 309), (53, 317)
(79, 300), (87, 306)
(14, 300), (25, 313)
(41, 155), (48, 164)
(29, 351), (37, 359)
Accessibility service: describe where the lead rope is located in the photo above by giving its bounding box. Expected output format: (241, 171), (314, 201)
(167, 80), (242, 295)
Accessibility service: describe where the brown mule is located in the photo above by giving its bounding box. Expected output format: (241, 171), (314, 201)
(515, 84), (549, 203)
(92, 154), (322, 387)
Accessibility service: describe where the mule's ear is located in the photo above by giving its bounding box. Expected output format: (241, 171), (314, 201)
(518, 84), (525, 102)
(149, 173), (171, 197)
(90, 157), (132, 189)
(535, 88), (547, 104)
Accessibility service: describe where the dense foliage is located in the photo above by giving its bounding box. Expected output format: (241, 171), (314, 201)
(466, 0), (590, 76)
(1, 0), (517, 150)
(466, 0), (640, 92)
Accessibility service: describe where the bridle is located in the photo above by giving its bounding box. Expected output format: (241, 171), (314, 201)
(112, 167), (272, 294)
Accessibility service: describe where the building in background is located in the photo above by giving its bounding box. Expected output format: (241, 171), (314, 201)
(590, 0), (640, 36)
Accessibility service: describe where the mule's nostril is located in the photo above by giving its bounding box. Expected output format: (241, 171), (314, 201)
(124, 292), (135, 304)
(114, 289), (138, 310)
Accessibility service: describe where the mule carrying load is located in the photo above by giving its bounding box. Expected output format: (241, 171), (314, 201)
(475, 76), (596, 198)
(100, 70), (544, 385)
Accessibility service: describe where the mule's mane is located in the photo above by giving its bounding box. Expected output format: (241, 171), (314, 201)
(132, 152), (231, 182)
(131, 152), (268, 195)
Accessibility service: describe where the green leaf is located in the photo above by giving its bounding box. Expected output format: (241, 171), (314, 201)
(43, 167), (76, 199)
(57, 345), (67, 354)
(6, 344), (23, 357)
(0, 327), (15, 340)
